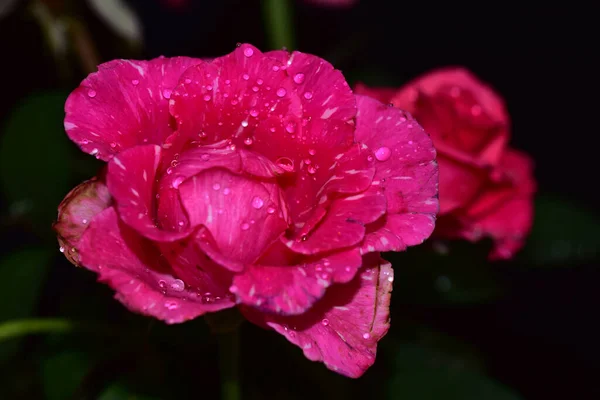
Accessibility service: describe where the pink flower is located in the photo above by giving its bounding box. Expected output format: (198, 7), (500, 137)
(54, 44), (438, 377)
(356, 68), (535, 260)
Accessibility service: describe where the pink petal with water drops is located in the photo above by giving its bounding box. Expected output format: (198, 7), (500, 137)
(78, 207), (232, 324)
(169, 44), (296, 146)
(232, 247), (362, 315)
(158, 227), (235, 305)
(179, 168), (289, 266)
(65, 57), (204, 161)
(354, 95), (439, 252)
(107, 144), (190, 242)
(54, 173), (112, 265)
(242, 254), (393, 378)
(361, 213), (437, 253)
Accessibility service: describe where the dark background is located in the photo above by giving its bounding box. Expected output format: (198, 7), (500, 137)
(0, 1), (598, 399)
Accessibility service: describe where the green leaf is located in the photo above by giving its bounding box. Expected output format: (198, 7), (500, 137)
(389, 239), (503, 305)
(0, 248), (52, 363)
(42, 350), (91, 400)
(518, 194), (600, 266)
(388, 342), (523, 400)
(0, 92), (73, 230)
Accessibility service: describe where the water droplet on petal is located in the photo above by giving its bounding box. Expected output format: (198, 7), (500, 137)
(172, 176), (185, 189)
(374, 147), (392, 161)
(201, 153), (210, 161)
(308, 148), (316, 156)
(293, 73), (305, 84)
(243, 74), (250, 80)
(250, 109), (259, 117)
(203, 94), (211, 101)
(185, 78), (192, 84)
(363, 332), (371, 339)
(241, 120), (249, 128)
(266, 206), (276, 214)
(131, 79), (139, 85)
(276, 88), (287, 97)
(87, 89), (97, 98)
(307, 165), (317, 174)
(162, 89), (172, 99)
(251, 196), (264, 209)
(244, 137), (253, 145)
(367, 155), (374, 162)
(321, 318), (329, 326)
(59, 246), (65, 253)
(275, 157), (295, 172)
(170, 279), (185, 292)
(165, 300), (179, 310)
(243, 47), (254, 57)
(256, 79), (264, 85)
(158, 280), (167, 289)
(285, 122), (296, 133)
(272, 65), (280, 72)
(303, 91), (313, 99)
(241, 222), (250, 231)
(212, 183), (221, 191)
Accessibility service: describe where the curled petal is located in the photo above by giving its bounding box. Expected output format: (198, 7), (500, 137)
(242, 254), (393, 378)
(54, 174), (112, 265)
(107, 144), (190, 241)
(232, 247), (362, 315)
(65, 57), (204, 161)
(179, 168), (289, 266)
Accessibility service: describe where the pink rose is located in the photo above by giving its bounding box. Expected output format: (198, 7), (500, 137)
(54, 44), (438, 377)
(356, 68), (535, 259)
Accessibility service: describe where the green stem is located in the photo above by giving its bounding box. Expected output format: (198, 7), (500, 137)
(217, 329), (241, 400)
(0, 318), (117, 342)
(262, 0), (296, 50)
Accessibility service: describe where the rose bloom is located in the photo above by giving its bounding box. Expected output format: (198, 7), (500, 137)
(356, 68), (535, 260)
(54, 44), (438, 377)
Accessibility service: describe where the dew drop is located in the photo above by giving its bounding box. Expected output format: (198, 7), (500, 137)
(223, 187), (231, 195)
(166, 167), (174, 175)
(201, 153), (210, 161)
(374, 147), (392, 161)
(243, 74), (250, 80)
(131, 79), (139, 85)
(252, 86), (259, 92)
(321, 319), (330, 326)
(275, 157), (295, 172)
(244, 47), (254, 57)
(59, 246), (65, 253)
(276, 88), (287, 97)
(244, 137), (253, 145)
(241, 222), (250, 231)
(162, 89), (172, 99)
(362, 332), (371, 339)
(272, 65), (280, 72)
(266, 206), (276, 214)
(170, 279), (185, 292)
(293, 73), (305, 84)
(285, 122), (296, 133)
(367, 155), (374, 162)
(158, 280), (167, 289)
(256, 78), (264, 85)
(241, 120), (249, 128)
(303, 91), (313, 100)
(87, 89), (97, 98)
(250, 109), (259, 117)
(212, 183), (221, 191)
(308, 148), (316, 156)
(110, 142), (117, 148)
(203, 94), (211, 101)
(251, 196), (264, 209)
(307, 165), (317, 174)
(164, 300), (179, 310)
(172, 176), (185, 189)
(185, 78), (192, 84)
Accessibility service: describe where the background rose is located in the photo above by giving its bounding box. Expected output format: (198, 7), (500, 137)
(355, 68), (535, 259)
(53, 44), (438, 377)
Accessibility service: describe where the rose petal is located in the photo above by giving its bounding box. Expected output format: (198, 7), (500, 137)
(242, 254), (393, 378)
(107, 144), (191, 241)
(65, 57), (204, 161)
(353, 83), (398, 104)
(179, 168), (289, 266)
(285, 187), (386, 254)
(54, 173), (112, 265)
(232, 247), (362, 315)
(78, 207), (233, 324)
(353, 95), (439, 252)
